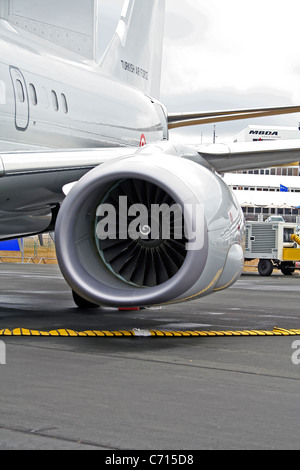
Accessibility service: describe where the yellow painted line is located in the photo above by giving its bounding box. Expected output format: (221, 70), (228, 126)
(0, 327), (299, 338)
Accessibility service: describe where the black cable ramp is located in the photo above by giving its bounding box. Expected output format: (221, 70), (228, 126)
(0, 327), (300, 337)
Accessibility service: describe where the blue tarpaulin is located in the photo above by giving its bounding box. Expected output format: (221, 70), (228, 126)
(0, 240), (20, 251)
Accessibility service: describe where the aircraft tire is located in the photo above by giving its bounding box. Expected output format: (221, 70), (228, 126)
(72, 290), (100, 309)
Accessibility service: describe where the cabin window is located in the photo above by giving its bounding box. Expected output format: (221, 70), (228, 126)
(16, 79), (25, 102)
(29, 83), (37, 105)
(61, 93), (68, 113)
(51, 90), (59, 111)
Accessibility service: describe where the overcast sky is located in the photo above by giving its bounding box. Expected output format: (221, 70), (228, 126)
(99, 0), (300, 143)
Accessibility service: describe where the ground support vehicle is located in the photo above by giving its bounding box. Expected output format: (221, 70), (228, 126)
(244, 221), (300, 275)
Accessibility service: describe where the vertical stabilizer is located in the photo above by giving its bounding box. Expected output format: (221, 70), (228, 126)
(0, 0), (99, 60)
(100, 0), (165, 99)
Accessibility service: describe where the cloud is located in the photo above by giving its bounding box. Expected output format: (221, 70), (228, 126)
(161, 0), (300, 141)
(162, 0), (300, 95)
(164, 0), (208, 42)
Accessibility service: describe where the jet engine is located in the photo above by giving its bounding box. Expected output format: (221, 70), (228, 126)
(55, 143), (244, 308)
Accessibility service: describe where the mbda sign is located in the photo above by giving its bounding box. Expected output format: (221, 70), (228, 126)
(249, 130), (279, 136)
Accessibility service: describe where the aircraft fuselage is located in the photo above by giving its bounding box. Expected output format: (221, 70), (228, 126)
(0, 19), (167, 151)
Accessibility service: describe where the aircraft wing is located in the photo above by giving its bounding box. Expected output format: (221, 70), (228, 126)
(168, 105), (300, 128)
(0, 147), (135, 177)
(168, 103), (300, 173)
(195, 139), (300, 173)
(0, 146), (136, 239)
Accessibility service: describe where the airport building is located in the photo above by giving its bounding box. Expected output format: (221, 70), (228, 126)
(234, 124), (300, 143)
(224, 124), (300, 222)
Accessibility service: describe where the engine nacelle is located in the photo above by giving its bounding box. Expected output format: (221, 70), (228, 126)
(55, 143), (244, 307)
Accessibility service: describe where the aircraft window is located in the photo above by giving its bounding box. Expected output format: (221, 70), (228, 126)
(16, 79), (25, 102)
(29, 84), (37, 105)
(51, 90), (59, 111)
(61, 93), (68, 113)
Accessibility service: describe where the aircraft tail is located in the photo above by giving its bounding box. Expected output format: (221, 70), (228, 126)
(100, 0), (165, 99)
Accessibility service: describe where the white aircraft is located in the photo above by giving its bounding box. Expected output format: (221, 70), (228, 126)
(1, 0), (300, 309)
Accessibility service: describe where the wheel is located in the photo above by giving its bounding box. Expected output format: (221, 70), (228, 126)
(72, 290), (100, 309)
(258, 259), (273, 276)
(280, 262), (295, 275)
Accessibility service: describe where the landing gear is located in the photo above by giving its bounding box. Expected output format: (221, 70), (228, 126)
(72, 290), (100, 309)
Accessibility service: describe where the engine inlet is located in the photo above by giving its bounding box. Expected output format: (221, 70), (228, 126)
(95, 178), (187, 287)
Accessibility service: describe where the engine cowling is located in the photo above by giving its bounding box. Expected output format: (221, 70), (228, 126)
(55, 143), (244, 308)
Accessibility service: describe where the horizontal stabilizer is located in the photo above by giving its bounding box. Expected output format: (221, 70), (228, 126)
(168, 105), (300, 128)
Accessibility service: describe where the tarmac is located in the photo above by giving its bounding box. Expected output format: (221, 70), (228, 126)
(0, 263), (300, 450)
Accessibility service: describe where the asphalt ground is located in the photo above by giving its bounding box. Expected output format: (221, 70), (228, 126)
(0, 263), (299, 450)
